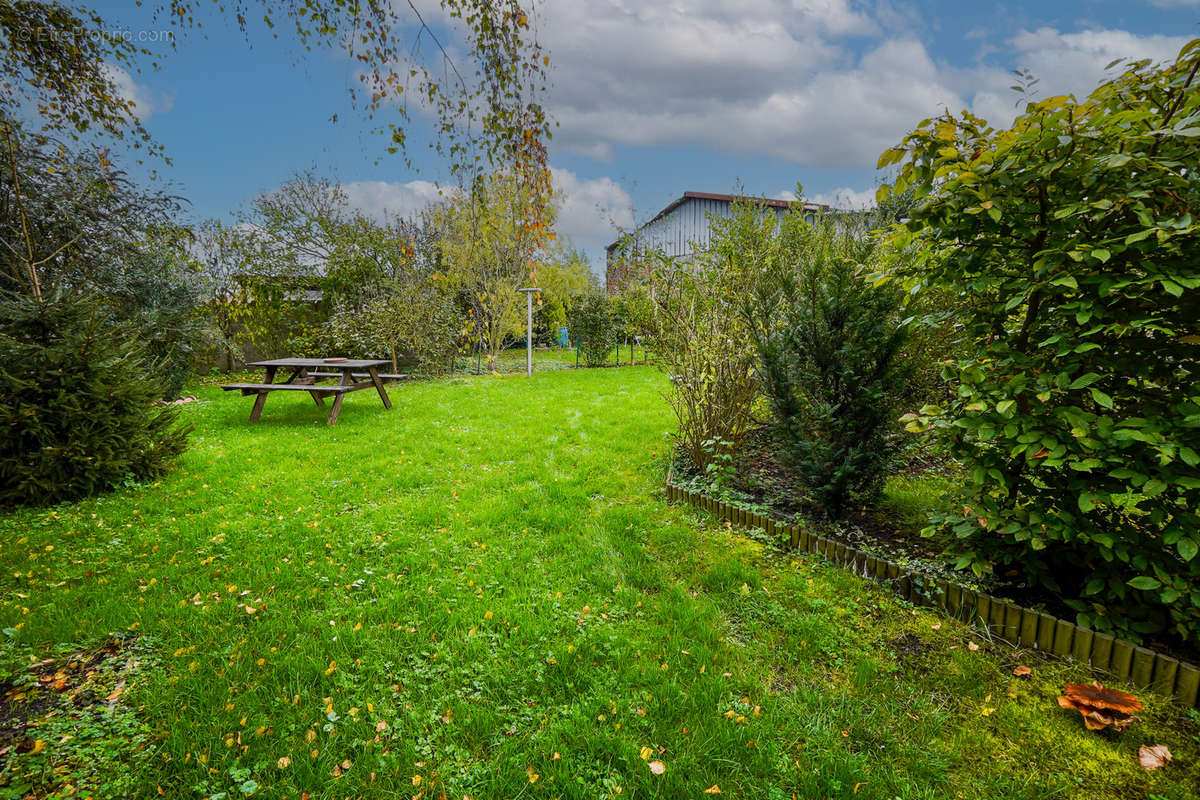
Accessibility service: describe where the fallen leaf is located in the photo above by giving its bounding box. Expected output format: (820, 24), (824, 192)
(648, 761), (665, 775)
(930, 623), (941, 631)
(1139, 745), (1171, 770)
(639, 746), (653, 761)
(277, 756), (291, 769)
(968, 641), (979, 651)
(704, 785), (722, 794)
(1012, 665), (1032, 677)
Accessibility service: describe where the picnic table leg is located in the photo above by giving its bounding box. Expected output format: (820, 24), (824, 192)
(367, 367), (392, 410)
(327, 392), (346, 425)
(325, 367), (356, 425)
(249, 366), (277, 422)
(298, 368), (325, 406)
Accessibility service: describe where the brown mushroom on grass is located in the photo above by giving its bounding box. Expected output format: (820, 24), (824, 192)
(1057, 682), (1143, 732)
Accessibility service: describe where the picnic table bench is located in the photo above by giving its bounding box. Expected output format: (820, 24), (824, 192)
(221, 358), (398, 425)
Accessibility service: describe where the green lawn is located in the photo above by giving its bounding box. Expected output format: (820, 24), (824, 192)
(1, 367), (1197, 799)
(453, 343), (650, 374)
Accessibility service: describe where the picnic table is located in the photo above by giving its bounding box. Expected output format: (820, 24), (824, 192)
(221, 358), (402, 425)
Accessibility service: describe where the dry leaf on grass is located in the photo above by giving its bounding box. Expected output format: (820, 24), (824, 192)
(648, 761), (665, 775)
(1138, 744), (1171, 770)
(1012, 665), (1032, 677)
(1057, 682), (1143, 732)
(704, 786), (722, 794)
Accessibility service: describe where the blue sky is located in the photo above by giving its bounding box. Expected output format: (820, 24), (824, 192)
(92, 0), (1200, 273)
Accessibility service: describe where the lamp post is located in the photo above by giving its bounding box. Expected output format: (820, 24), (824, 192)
(518, 287), (541, 377)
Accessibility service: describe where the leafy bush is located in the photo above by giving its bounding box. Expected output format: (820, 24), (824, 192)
(569, 293), (618, 367)
(100, 231), (207, 398)
(361, 281), (461, 375)
(0, 292), (189, 506)
(888, 39), (1200, 642)
(745, 217), (910, 518)
(648, 199), (803, 472)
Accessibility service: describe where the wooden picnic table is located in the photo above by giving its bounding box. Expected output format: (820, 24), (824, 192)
(221, 358), (399, 425)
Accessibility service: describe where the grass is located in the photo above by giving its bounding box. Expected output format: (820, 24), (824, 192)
(879, 472), (962, 532)
(454, 343), (651, 374)
(0, 366), (1198, 800)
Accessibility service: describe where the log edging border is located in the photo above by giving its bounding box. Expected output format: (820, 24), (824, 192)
(664, 482), (1200, 709)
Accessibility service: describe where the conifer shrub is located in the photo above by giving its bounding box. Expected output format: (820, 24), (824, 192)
(744, 217), (910, 518)
(0, 292), (189, 506)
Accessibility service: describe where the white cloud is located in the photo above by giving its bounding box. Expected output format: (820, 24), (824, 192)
(535, 1), (959, 167)
(948, 27), (1190, 130)
(341, 179), (449, 221)
(530, 1), (1193, 171)
(551, 167), (634, 241)
(102, 63), (172, 119)
(1009, 27), (1188, 90)
(807, 186), (877, 210)
(550, 33), (961, 167)
(550, 167), (634, 273)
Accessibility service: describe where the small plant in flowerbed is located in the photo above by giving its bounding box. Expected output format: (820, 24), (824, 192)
(671, 426), (974, 586)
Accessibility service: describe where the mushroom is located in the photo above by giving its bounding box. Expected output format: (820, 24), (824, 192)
(1057, 681), (1143, 731)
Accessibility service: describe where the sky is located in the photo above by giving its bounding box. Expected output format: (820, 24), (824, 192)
(89, 0), (1200, 275)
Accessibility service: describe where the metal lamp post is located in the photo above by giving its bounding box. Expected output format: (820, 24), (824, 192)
(518, 287), (541, 377)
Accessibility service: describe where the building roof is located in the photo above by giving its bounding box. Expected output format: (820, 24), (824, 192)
(606, 191), (833, 253)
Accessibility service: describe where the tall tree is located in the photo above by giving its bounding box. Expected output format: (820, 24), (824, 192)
(433, 172), (558, 367)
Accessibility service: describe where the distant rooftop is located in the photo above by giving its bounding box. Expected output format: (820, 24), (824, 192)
(607, 191), (833, 253)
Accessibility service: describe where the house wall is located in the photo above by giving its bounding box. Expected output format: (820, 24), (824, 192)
(637, 197), (811, 259)
(606, 197), (816, 290)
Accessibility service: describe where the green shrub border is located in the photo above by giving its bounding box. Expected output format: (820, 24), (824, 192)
(665, 481), (1200, 709)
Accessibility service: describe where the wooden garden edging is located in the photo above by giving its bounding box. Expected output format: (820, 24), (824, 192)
(665, 482), (1200, 709)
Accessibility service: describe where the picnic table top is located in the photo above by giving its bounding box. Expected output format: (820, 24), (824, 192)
(246, 358), (391, 369)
